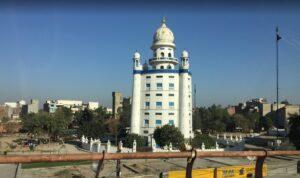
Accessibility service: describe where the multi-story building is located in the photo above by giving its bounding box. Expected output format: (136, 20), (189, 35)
(4, 102), (18, 108)
(1, 100), (25, 119)
(44, 99), (82, 113)
(259, 103), (272, 116)
(275, 105), (300, 129)
(88, 102), (99, 110)
(21, 99), (39, 115)
(112, 92), (123, 118)
(44, 99), (99, 113)
(43, 100), (57, 113)
(130, 18), (193, 139)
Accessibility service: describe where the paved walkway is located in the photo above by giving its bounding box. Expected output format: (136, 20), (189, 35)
(0, 164), (18, 178)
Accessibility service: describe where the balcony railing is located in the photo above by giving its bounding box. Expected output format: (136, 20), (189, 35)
(149, 57), (178, 63)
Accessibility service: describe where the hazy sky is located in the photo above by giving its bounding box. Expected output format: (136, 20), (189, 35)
(0, 1), (300, 107)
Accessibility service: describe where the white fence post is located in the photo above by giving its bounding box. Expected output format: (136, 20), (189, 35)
(132, 140), (137, 153)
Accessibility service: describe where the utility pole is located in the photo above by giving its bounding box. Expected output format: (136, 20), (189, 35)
(276, 27), (281, 137)
(193, 84), (197, 109)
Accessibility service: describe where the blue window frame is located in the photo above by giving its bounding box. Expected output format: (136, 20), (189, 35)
(156, 120), (162, 125)
(156, 102), (162, 108)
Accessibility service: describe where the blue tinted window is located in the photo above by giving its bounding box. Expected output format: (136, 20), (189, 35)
(156, 120), (162, 125)
(145, 102), (150, 106)
(169, 102), (174, 107)
(156, 102), (162, 107)
(169, 120), (174, 125)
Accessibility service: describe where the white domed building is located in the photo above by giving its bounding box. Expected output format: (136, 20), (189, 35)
(130, 18), (193, 140)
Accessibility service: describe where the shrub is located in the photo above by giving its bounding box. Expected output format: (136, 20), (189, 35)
(123, 134), (146, 148)
(191, 133), (215, 149)
(153, 125), (184, 148)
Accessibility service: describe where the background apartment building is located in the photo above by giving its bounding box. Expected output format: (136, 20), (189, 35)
(112, 92), (123, 118)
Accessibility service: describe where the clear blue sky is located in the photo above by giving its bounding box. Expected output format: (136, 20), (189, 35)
(0, 2), (300, 107)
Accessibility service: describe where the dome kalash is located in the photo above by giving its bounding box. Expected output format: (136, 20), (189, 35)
(151, 17), (175, 50)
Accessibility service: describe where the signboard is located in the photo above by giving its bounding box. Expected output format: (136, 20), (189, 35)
(166, 164), (267, 178)
(215, 164), (267, 178)
(168, 168), (215, 178)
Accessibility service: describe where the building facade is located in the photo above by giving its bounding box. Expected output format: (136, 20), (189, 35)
(88, 102), (99, 110)
(21, 99), (39, 115)
(112, 92), (123, 118)
(130, 19), (193, 139)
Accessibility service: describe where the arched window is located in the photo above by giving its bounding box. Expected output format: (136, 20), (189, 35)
(160, 66), (164, 69)
(168, 53), (172, 57)
(161, 52), (164, 58)
(167, 65), (172, 69)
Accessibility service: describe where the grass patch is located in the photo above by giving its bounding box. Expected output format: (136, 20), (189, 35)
(55, 169), (85, 178)
(54, 169), (72, 176)
(22, 160), (92, 169)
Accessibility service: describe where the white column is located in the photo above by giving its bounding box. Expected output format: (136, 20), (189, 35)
(131, 72), (141, 134)
(179, 72), (191, 138)
(131, 52), (142, 135)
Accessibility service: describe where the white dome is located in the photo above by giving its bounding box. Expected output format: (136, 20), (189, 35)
(182, 50), (189, 58)
(133, 51), (141, 59)
(151, 18), (175, 49)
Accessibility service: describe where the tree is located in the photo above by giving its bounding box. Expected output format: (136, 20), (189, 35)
(289, 114), (300, 149)
(22, 112), (49, 136)
(46, 107), (72, 140)
(245, 112), (260, 131)
(153, 125), (184, 148)
(191, 133), (215, 149)
(21, 108), (73, 140)
(105, 118), (120, 143)
(194, 105), (232, 133)
(123, 133), (146, 148)
(193, 107), (209, 130)
(259, 116), (273, 131)
(281, 99), (290, 105)
(119, 104), (131, 138)
(233, 114), (251, 132)
(74, 108), (105, 139)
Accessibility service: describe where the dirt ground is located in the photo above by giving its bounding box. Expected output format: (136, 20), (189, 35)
(2, 134), (300, 178)
(0, 134), (86, 155)
(20, 156), (300, 178)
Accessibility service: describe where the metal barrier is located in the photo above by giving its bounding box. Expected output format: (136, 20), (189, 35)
(1, 150), (300, 178)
